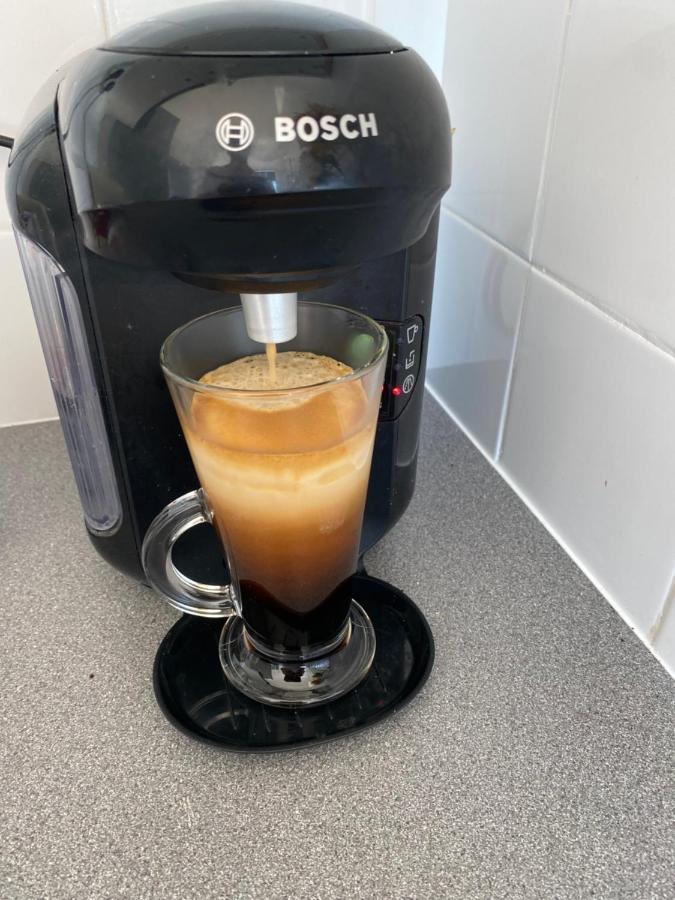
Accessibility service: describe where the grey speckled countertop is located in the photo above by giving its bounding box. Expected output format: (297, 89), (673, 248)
(1, 395), (673, 900)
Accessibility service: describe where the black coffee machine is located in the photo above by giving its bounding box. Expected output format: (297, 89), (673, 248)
(7, 2), (451, 750)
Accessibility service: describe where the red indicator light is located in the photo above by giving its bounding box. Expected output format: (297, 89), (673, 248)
(392, 386), (402, 397)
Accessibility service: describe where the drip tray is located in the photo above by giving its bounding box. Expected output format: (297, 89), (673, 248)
(154, 574), (434, 753)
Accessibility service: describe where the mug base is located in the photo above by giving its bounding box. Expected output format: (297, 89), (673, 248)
(152, 574), (435, 753)
(219, 601), (376, 707)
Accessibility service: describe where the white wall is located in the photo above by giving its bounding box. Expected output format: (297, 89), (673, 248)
(427, 0), (675, 677)
(3, 0), (674, 674)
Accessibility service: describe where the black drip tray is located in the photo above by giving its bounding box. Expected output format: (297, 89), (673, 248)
(154, 574), (434, 753)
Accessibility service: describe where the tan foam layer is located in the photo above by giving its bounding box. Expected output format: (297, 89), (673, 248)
(200, 351), (352, 391)
(191, 424), (375, 494)
(191, 352), (367, 454)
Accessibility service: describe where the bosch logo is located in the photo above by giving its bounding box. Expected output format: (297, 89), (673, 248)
(215, 111), (379, 150)
(275, 112), (378, 143)
(215, 113), (254, 151)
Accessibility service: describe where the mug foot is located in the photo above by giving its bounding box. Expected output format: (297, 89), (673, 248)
(219, 601), (376, 707)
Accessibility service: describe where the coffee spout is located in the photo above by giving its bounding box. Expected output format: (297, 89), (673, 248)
(240, 292), (298, 344)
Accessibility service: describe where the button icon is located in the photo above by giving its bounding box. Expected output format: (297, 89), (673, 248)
(406, 323), (419, 344)
(404, 350), (416, 370)
(402, 374), (415, 394)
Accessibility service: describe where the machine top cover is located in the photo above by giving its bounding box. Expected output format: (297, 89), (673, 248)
(47, 1), (451, 286)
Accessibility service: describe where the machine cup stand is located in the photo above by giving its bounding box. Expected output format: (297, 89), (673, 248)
(153, 573), (434, 753)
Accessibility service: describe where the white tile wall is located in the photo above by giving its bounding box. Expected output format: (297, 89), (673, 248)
(0, 235), (56, 426)
(430, 0), (675, 676)
(442, 0), (570, 256)
(372, 0), (447, 80)
(427, 210), (527, 456)
(534, 0), (675, 352)
(500, 271), (675, 642)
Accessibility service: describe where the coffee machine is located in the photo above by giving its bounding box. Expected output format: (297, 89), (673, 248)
(7, 2), (451, 750)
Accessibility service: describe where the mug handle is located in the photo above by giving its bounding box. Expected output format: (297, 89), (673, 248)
(141, 489), (238, 618)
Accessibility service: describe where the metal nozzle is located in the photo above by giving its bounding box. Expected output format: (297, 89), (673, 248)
(240, 292), (298, 344)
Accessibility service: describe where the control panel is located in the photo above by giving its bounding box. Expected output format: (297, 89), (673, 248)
(379, 315), (424, 420)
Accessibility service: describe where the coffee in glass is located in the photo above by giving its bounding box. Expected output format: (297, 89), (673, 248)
(142, 303), (387, 707)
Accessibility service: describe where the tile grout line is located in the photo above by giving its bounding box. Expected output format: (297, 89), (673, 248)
(0, 415), (58, 429)
(526, 0), (576, 262)
(440, 202), (531, 265)
(648, 571), (675, 644)
(494, 266), (532, 463)
(98, 0), (112, 38)
(535, 265), (675, 363)
(425, 383), (675, 680)
(440, 206), (675, 365)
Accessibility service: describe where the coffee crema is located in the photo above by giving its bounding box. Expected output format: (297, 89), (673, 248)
(179, 351), (378, 651)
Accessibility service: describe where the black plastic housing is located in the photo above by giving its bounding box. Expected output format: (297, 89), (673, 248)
(57, 4), (450, 289)
(6, 2), (451, 584)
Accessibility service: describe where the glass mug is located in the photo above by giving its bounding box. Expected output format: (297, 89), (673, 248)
(142, 302), (388, 707)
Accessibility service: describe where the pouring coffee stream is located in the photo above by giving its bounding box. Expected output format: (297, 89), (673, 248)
(265, 342), (277, 385)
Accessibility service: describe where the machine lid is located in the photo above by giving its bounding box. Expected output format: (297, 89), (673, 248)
(100, 1), (405, 57)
